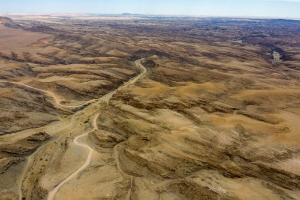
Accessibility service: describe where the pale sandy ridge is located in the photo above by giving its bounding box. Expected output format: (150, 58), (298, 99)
(46, 59), (146, 200)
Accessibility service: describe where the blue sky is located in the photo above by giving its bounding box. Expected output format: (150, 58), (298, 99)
(0, 0), (300, 18)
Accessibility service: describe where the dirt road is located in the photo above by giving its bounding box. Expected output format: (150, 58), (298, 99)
(46, 59), (146, 200)
(47, 113), (99, 200)
(0, 80), (98, 108)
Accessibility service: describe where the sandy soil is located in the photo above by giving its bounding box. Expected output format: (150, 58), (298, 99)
(1, 15), (300, 200)
(43, 59), (146, 200)
(0, 80), (98, 109)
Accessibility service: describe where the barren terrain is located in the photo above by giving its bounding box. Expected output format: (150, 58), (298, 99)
(0, 14), (300, 200)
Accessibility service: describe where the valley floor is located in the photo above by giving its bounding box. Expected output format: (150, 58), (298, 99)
(0, 15), (300, 200)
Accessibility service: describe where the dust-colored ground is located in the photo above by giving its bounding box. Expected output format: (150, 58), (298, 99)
(0, 15), (300, 200)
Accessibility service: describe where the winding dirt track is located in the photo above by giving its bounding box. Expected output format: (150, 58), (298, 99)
(0, 80), (98, 108)
(46, 59), (146, 200)
(47, 113), (99, 200)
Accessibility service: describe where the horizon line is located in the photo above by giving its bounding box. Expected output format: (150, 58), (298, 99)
(1, 12), (300, 20)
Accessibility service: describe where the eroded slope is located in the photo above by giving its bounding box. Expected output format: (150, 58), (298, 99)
(0, 15), (300, 200)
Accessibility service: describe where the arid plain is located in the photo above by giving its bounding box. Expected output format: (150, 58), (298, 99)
(0, 14), (300, 200)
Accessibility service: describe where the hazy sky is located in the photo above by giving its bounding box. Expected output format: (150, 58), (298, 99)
(0, 0), (300, 18)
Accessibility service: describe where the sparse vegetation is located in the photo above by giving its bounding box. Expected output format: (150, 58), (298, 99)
(0, 14), (300, 200)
